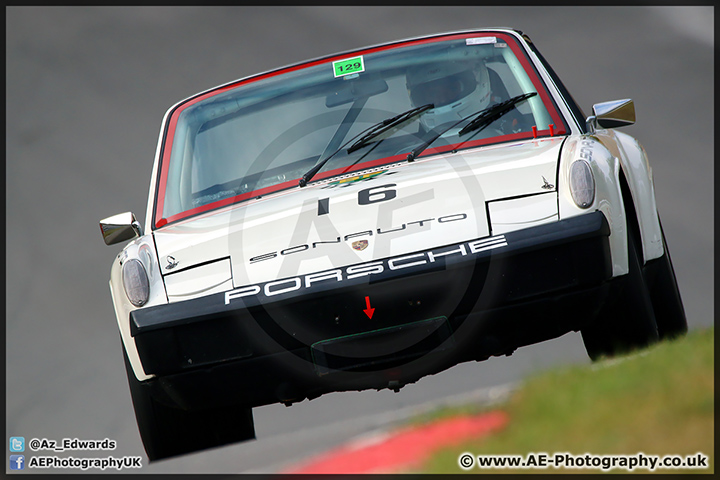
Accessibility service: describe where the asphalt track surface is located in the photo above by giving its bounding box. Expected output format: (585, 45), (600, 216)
(6, 6), (713, 475)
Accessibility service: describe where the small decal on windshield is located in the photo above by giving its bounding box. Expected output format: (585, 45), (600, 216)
(333, 56), (365, 77)
(466, 37), (497, 45)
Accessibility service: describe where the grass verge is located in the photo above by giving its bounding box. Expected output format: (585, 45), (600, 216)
(417, 327), (714, 474)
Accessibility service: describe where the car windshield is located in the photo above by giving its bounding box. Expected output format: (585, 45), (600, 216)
(155, 32), (567, 227)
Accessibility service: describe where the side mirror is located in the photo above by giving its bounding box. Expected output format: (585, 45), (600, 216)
(585, 99), (635, 133)
(99, 212), (143, 245)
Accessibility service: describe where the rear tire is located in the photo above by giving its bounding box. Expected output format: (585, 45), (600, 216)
(122, 347), (255, 461)
(644, 218), (688, 340)
(581, 220), (659, 361)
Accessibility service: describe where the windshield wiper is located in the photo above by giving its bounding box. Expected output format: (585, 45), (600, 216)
(458, 92), (537, 136)
(299, 104), (433, 187)
(406, 92), (537, 162)
(346, 104), (434, 154)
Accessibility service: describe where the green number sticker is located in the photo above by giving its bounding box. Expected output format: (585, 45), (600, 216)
(333, 56), (365, 77)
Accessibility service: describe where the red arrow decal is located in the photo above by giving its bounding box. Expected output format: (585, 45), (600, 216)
(363, 296), (375, 319)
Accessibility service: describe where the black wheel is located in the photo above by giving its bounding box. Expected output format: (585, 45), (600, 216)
(643, 218), (688, 340)
(122, 347), (255, 461)
(581, 221), (659, 361)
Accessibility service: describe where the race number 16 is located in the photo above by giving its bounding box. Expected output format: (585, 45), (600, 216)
(357, 183), (397, 205)
(318, 183), (397, 215)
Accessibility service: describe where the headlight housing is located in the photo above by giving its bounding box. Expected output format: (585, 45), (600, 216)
(122, 258), (150, 307)
(570, 160), (595, 208)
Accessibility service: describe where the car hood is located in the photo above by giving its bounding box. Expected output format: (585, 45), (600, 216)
(153, 137), (564, 291)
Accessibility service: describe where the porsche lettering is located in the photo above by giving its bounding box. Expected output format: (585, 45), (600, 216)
(227, 233), (507, 304)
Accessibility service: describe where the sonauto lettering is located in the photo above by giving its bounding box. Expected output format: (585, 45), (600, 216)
(249, 212), (469, 264)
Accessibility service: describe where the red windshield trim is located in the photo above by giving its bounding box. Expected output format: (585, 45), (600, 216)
(153, 31), (567, 229)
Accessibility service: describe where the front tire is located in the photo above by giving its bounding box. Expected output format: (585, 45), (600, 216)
(581, 223), (659, 361)
(643, 219), (688, 340)
(122, 347), (255, 461)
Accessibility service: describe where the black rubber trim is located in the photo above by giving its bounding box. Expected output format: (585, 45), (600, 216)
(140, 279), (615, 410)
(131, 210), (614, 383)
(131, 211), (609, 337)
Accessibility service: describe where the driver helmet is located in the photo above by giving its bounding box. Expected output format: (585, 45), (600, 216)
(406, 60), (491, 131)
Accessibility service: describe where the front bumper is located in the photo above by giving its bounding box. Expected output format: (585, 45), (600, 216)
(130, 211), (613, 410)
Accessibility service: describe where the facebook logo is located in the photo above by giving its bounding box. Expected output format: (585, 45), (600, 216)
(9, 437), (25, 452)
(9, 455), (25, 470)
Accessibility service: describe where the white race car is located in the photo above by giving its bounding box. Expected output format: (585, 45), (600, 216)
(100, 28), (686, 460)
